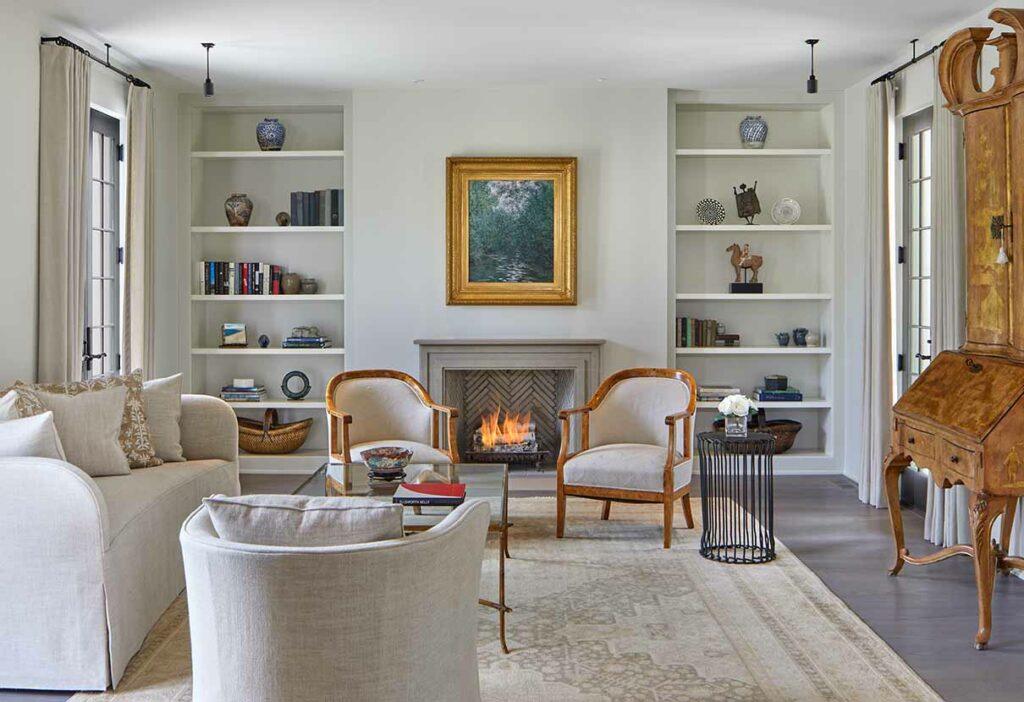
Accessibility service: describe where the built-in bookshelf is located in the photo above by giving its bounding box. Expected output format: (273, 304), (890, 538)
(181, 98), (349, 474)
(670, 96), (842, 474)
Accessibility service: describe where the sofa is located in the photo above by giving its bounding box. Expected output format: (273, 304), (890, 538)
(180, 499), (491, 702)
(0, 394), (240, 691)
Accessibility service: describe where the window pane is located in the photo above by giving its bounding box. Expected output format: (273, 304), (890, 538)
(920, 328), (932, 370)
(921, 279), (931, 328)
(911, 183), (921, 229)
(911, 229), (921, 277)
(90, 280), (103, 326)
(91, 229), (103, 278)
(911, 279), (921, 326)
(104, 184), (116, 229)
(911, 328), (920, 374)
(103, 136), (115, 181)
(912, 133), (921, 180)
(104, 327), (116, 370)
(92, 132), (102, 178)
(921, 179), (932, 228)
(104, 280), (117, 320)
(920, 228), (932, 277)
(92, 181), (103, 229)
(103, 231), (116, 276)
(922, 129), (932, 178)
(90, 326), (104, 355)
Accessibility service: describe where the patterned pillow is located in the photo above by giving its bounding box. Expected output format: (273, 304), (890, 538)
(0, 384), (46, 417)
(13, 370), (163, 469)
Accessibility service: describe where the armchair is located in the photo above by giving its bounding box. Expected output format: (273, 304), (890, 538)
(326, 369), (460, 464)
(556, 368), (696, 548)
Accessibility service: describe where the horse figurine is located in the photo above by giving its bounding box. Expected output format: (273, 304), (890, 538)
(727, 243), (763, 283)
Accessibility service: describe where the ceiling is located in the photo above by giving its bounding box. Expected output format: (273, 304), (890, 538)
(36, 0), (994, 92)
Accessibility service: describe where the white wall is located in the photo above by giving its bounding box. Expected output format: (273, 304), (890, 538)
(349, 86), (669, 376)
(0, 1), (41, 386)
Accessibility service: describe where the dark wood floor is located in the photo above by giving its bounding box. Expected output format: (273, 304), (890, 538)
(4, 474), (1023, 701)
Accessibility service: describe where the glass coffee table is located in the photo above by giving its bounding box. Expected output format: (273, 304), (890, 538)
(294, 461), (512, 653)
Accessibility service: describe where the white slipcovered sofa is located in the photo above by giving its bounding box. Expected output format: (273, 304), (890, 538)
(180, 499), (491, 702)
(0, 395), (240, 691)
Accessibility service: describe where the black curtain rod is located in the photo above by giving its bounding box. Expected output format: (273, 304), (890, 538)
(40, 36), (151, 89)
(871, 40), (945, 86)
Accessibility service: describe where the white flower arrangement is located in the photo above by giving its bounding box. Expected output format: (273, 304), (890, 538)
(717, 394), (758, 417)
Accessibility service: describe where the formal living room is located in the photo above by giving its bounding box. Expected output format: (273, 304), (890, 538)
(6, 1), (1024, 700)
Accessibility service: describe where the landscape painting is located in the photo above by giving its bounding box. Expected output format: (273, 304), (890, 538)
(447, 157), (576, 305)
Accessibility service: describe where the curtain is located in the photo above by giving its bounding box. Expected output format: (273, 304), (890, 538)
(37, 44), (91, 384)
(924, 54), (971, 546)
(123, 84), (155, 377)
(859, 80), (895, 507)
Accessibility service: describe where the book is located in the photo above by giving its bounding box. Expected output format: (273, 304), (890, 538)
(331, 188), (342, 225)
(392, 482), (467, 507)
(754, 387), (804, 401)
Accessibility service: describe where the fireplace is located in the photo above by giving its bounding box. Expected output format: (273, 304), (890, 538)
(415, 339), (605, 468)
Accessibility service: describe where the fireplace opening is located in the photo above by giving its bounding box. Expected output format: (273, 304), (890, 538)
(443, 369), (575, 469)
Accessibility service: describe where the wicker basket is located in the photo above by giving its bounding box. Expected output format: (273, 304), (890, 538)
(237, 409), (313, 455)
(712, 410), (802, 454)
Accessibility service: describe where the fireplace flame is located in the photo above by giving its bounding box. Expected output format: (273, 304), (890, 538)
(478, 407), (532, 449)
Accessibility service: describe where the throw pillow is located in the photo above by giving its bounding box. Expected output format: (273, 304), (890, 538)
(33, 385), (130, 476)
(0, 384), (46, 417)
(0, 412), (66, 461)
(17, 370), (162, 469)
(0, 391), (19, 420)
(143, 374), (185, 462)
(204, 494), (405, 547)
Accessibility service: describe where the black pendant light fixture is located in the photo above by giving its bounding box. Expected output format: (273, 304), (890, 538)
(805, 39), (819, 94)
(202, 42), (215, 97)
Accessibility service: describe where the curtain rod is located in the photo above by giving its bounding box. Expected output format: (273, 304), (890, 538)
(870, 39), (945, 86)
(40, 36), (151, 89)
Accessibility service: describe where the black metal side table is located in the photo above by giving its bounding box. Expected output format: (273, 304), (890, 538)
(697, 432), (776, 563)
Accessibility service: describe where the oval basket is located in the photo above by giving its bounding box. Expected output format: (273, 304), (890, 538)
(237, 409), (313, 455)
(713, 410), (802, 454)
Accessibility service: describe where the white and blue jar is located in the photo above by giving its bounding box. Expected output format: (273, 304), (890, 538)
(739, 115), (768, 149)
(256, 118), (286, 151)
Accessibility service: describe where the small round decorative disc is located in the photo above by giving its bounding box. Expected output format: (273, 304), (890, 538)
(696, 198), (727, 226)
(770, 197), (802, 225)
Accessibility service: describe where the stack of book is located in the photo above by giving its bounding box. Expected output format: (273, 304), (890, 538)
(195, 261), (283, 296)
(282, 335), (333, 349)
(698, 385), (742, 402)
(393, 482), (466, 507)
(289, 189), (343, 226)
(220, 382), (267, 402)
(675, 317), (723, 347)
(754, 386), (804, 402)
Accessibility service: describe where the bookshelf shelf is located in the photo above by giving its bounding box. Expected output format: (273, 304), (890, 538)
(184, 98), (348, 473)
(191, 150), (345, 159)
(191, 294), (345, 302)
(671, 97), (840, 473)
(191, 226), (344, 234)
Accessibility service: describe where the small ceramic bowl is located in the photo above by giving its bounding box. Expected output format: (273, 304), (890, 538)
(361, 447), (413, 473)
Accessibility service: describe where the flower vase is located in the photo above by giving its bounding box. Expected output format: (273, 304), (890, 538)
(724, 414), (748, 437)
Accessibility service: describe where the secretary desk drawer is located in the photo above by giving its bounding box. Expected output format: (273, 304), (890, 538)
(940, 440), (979, 481)
(900, 423), (936, 460)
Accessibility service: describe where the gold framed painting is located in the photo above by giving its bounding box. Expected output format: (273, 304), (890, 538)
(446, 157), (577, 305)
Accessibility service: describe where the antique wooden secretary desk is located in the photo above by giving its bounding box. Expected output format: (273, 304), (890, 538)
(885, 8), (1024, 650)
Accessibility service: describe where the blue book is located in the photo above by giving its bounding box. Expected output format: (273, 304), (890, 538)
(290, 191), (299, 225)
(331, 189), (342, 225)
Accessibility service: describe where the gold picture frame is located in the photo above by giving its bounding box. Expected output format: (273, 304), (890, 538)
(446, 157), (577, 305)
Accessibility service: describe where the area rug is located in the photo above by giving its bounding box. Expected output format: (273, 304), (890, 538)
(72, 497), (941, 702)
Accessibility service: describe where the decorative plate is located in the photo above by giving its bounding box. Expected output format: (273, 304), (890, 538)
(771, 198), (802, 225)
(695, 198), (727, 226)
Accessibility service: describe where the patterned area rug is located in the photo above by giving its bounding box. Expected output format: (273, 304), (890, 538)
(72, 497), (940, 702)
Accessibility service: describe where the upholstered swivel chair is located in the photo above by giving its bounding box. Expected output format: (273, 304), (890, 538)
(556, 368), (697, 548)
(180, 500), (491, 702)
(326, 369), (460, 464)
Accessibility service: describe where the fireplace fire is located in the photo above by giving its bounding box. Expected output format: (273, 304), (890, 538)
(466, 407), (548, 465)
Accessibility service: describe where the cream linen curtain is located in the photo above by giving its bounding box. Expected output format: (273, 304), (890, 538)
(123, 84), (155, 377)
(924, 55), (971, 546)
(37, 44), (91, 384)
(859, 80), (895, 507)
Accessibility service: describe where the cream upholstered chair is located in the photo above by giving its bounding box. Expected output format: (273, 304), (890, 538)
(556, 368), (697, 548)
(180, 499), (490, 702)
(326, 369), (459, 464)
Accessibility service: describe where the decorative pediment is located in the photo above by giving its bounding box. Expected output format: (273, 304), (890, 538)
(939, 8), (1024, 112)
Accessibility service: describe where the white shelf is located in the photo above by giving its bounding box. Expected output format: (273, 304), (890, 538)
(192, 348), (345, 356)
(226, 399), (326, 409)
(675, 347), (831, 355)
(191, 294), (345, 302)
(675, 148), (831, 157)
(239, 449), (326, 475)
(191, 226), (344, 234)
(191, 150), (344, 159)
(676, 293), (831, 301)
(675, 224), (831, 232)
(697, 399), (831, 409)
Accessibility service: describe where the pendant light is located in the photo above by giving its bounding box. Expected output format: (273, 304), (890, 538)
(202, 43), (215, 97)
(805, 39), (819, 94)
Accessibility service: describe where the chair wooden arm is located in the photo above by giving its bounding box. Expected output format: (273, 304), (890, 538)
(426, 403), (461, 462)
(558, 405), (591, 420)
(327, 406), (353, 423)
(426, 402), (459, 419)
(664, 410), (692, 425)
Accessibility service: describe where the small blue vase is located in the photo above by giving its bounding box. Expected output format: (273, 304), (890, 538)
(792, 328), (809, 346)
(740, 115), (768, 149)
(256, 118), (285, 151)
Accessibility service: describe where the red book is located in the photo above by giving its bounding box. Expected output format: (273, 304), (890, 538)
(392, 483), (466, 507)
(242, 262), (249, 295)
(272, 265), (281, 295)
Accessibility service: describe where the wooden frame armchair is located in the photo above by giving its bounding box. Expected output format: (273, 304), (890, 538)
(556, 368), (697, 548)
(326, 369), (460, 464)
